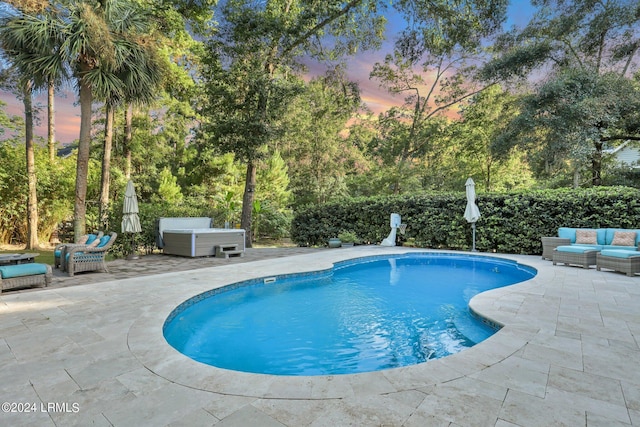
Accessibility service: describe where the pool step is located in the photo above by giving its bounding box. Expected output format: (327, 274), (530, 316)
(215, 244), (244, 258)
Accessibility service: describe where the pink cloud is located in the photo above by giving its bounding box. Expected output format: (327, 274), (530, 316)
(0, 88), (80, 144)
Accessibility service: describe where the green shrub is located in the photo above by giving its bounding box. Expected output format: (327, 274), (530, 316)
(291, 187), (640, 254)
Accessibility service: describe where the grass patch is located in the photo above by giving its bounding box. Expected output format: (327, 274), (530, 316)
(0, 249), (55, 265)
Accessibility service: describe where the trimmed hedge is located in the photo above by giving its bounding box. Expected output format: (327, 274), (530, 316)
(290, 187), (640, 254)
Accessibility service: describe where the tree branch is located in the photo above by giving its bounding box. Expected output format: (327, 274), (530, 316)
(281, 0), (364, 56)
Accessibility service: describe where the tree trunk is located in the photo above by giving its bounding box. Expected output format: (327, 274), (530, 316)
(24, 79), (39, 249)
(47, 77), (55, 163)
(485, 161), (492, 192)
(241, 161), (257, 248)
(124, 103), (133, 179)
(592, 140), (603, 186)
(73, 77), (93, 240)
(99, 104), (114, 230)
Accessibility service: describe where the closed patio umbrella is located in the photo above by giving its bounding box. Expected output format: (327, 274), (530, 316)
(464, 178), (481, 251)
(122, 180), (141, 258)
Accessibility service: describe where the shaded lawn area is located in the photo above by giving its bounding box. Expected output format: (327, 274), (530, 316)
(0, 249), (55, 265)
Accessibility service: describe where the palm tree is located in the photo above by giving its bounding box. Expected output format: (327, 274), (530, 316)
(61, 0), (155, 239)
(1, 4), (67, 162)
(96, 39), (164, 229)
(0, 9), (67, 248)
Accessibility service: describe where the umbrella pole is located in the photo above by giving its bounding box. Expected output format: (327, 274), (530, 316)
(127, 233), (139, 260)
(472, 222), (477, 252)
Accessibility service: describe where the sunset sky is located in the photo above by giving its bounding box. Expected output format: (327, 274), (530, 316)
(0, 0), (534, 145)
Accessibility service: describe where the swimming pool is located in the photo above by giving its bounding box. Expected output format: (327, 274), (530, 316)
(163, 253), (536, 376)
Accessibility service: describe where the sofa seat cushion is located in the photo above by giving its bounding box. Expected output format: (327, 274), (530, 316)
(572, 244), (604, 251)
(0, 263), (48, 279)
(600, 249), (640, 259)
(556, 245), (599, 253)
(602, 245), (636, 251)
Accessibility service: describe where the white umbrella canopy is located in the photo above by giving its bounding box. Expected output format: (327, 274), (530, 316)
(121, 180), (142, 234)
(123, 180), (139, 214)
(464, 178), (481, 223)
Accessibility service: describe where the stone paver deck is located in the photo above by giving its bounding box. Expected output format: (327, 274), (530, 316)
(1, 246), (639, 426)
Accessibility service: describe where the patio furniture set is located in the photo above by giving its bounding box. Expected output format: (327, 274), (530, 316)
(3, 217), (248, 293)
(543, 227), (640, 276)
(0, 231), (118, 293)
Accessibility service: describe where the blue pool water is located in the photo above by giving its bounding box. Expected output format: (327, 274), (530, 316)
(163, 253), (536, 376)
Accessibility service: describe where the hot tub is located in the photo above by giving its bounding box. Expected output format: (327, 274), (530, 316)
(162, 228), (246, 257)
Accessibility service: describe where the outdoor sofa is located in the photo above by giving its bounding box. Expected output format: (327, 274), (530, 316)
(546, 227), (640, 273)
(555, 227), (640, 251)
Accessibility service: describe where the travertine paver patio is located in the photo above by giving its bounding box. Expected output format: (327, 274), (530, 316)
(1, 246), (639, 426)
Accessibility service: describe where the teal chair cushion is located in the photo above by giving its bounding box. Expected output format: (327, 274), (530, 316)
(86, 234), (98, 245)
(54, 249), (61, 257)
(603, 245), (636, 251)
(97, 235), (111, 248)
(66, 252), (85, 260)
(0, 263), (48, 279)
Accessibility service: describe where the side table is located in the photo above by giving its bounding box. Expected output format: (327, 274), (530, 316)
(0, 253), (38, 265)
(541, 237), (571, 260)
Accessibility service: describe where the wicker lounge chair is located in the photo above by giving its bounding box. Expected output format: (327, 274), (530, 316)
(54, 231), (104, 269)
(0, 263), (51, 292)
(596, 250), (640, 277)
(65, 232), (117, 277)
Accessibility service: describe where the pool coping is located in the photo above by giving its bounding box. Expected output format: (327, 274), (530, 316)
(128, 247), (544, 399)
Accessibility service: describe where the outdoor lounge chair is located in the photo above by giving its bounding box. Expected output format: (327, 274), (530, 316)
(65, 232), (117, 277)
(54, 231), (104, 269)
